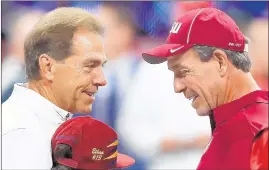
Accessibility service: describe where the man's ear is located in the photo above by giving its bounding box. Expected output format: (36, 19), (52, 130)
(38, 54), (55, 81)
(212, 49), (229, 77)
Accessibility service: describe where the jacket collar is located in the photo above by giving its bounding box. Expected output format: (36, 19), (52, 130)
(12, 83), (71, 123)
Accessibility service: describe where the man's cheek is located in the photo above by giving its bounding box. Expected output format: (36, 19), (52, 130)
(184, 77), (197, 89)
(185, 78), (204, 95)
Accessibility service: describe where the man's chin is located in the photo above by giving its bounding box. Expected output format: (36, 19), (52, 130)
(84, 105), (92, 114)
(74, 104), (92, 114)
(196, 108), (210, 116)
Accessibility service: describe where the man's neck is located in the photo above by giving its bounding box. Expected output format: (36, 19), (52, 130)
(223, 71), (261, 105)
(27, 80), (63, 110)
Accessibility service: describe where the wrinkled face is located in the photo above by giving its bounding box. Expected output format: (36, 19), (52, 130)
(167, 49), (226, 116)
(42, 28), (107, 114)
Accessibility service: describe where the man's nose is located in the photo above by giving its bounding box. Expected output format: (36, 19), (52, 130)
(174, 78), (186, 93)
(93, 68), (107, 87)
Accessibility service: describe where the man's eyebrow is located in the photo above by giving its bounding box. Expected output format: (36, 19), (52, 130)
(168, 62), (187, 71)
(82, 58), (107, 67)
(82, 58), (96, 64)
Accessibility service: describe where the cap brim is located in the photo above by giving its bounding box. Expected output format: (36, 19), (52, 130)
(57, 154), (135, 169)
(57, 158), (78, 169)
(116, 153), (135, 169)
(142, 44), (193, 64)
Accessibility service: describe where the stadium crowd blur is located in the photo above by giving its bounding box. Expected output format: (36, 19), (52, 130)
(1, 1), (268, 170)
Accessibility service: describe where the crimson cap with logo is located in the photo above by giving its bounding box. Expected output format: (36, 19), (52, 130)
(142, 7), (248, 64)
(51, 116), (135, 170)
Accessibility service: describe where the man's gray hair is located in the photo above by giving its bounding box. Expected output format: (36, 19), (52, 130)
(193, 37), (251, 72)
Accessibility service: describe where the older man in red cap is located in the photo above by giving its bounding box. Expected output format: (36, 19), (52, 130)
(142, 7), (268, 169)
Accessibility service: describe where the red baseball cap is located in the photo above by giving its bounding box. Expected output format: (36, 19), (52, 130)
(142, 7), (248, 64)
(51, 116), (135, 170)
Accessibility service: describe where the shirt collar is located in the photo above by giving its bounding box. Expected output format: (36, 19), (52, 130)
(212, 90), (268, 126)
(12, 83), (71, 122)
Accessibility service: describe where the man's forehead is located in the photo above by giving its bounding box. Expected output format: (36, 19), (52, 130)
(167, 54), (186, 69)
(74, 35), (92, 46)
(66, 52), (106, 65)
(71, 31), (106, 63)
(72, 31), (104, 48)
(72, 35), (94, 51)
(167, 49), (197, 70)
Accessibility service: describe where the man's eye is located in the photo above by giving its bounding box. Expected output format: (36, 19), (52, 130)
(176, 73), (185, 78)
(83, 66), (94, 72)
(176, 70), (188, 78)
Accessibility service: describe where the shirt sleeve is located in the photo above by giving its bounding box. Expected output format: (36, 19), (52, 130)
(2, 128), (53, 169)
(250, 128), (268, 170)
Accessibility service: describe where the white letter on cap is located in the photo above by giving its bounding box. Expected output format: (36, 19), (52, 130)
(170, 22), (182, 34)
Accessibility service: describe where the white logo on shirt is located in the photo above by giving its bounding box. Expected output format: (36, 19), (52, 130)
(170, 22), (182, 34)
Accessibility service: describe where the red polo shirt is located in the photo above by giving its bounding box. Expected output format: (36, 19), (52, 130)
(197, 90), (268, 170)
